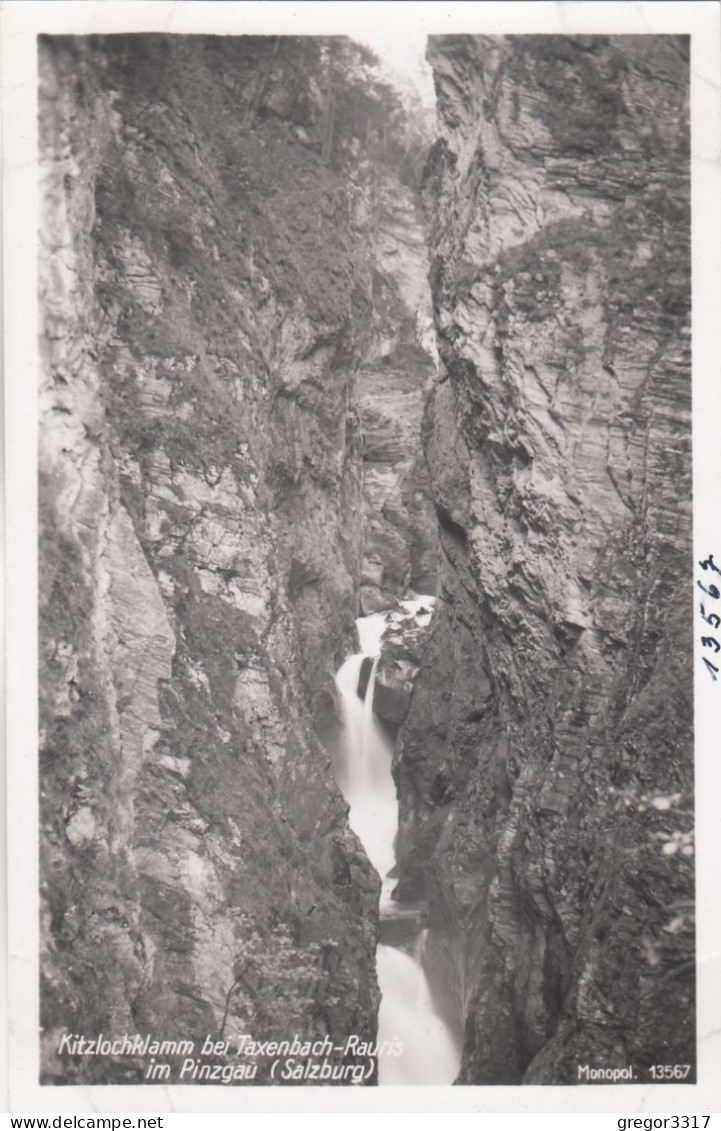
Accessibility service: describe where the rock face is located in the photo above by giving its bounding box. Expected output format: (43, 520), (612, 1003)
(39, 30), (694, 1091)
(355, 179), (439, 613)
(373, 600), (435, 732)
(395, 36), (694, 1083)
(38, 34), (426, 1083)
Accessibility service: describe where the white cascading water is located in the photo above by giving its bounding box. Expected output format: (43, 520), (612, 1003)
(334, 601), (461, 1085)
(375, 936), (461, 1085)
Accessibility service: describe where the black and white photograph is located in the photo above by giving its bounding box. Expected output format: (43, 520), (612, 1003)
(4, 0), (721, 1114)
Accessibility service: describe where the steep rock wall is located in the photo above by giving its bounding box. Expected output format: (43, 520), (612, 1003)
(355, 176), (438, 613)
(39, 34), (417, 1082)
(395, 35), (693, 1083)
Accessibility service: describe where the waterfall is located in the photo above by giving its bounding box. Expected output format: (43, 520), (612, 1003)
(334, 606), (461, 1085)
(375, 944), (461, 1085)
(334, 650), (398, 908)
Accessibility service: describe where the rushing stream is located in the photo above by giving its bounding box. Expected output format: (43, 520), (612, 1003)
(334, 603), (461, 1085)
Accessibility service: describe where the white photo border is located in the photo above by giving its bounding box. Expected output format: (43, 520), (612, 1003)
(3, 0), (720, 1114)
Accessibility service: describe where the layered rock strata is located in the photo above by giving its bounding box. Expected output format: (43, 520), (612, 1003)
(38, 34), (426, 1083)
(395, 35), (694, 1083)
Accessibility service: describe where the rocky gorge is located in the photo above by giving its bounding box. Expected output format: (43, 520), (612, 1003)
(39, 32), (693, 1087)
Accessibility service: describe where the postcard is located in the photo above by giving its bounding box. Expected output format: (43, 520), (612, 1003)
(3, 0), (720, 1114)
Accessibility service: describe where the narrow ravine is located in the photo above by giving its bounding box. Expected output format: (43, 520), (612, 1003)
(334, 603), (461, 1085)
(36, 29), (694, 1092)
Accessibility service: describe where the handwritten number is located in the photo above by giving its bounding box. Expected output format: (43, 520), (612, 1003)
(700, 604), (721, 629)
(698, 556), (720, 679)
(697, 580), (720, 599)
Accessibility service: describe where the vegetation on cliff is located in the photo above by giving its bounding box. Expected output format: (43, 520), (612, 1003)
(38, 33), (433, 1084)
